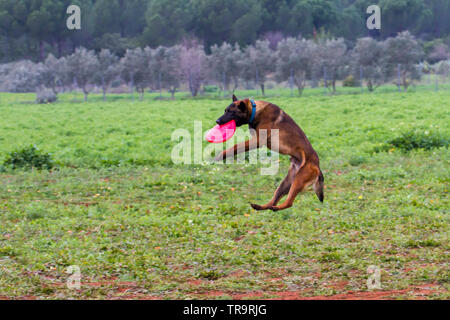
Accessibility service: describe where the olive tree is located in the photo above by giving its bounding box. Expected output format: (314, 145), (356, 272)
(40, 54), (69, 95)
(95, 49), (119, 101)
(121, 47), (153, 101)
(276, 37), (315, 96)
(179, 43), (208, 97)
(209, 42), (243, 95)
(0, 60), (42, 93)
(153, 45), (181, 99)
(351, 37), (387, 92)
(313, 38), (348, 93)
(66, 47), (100, 102)
(242, 40), (276, 96)
(384, 31), (424, 91)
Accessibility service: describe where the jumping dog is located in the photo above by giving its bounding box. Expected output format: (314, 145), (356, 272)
(215, 95), (324, 212)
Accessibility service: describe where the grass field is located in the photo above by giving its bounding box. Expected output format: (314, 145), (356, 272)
(0, 89), (448, 300)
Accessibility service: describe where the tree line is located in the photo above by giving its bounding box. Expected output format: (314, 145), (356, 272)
(0, 0), (449, 62)
(1, 32), (449, 102)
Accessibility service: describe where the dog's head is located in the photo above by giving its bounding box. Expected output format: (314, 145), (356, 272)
(216, 95), (251, 127)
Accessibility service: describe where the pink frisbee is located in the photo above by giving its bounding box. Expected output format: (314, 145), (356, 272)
(205, 120), (236, 143)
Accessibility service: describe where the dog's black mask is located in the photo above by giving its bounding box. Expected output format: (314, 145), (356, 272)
(216, 95), (249, 127)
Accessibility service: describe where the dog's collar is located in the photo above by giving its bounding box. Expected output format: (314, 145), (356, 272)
(249, 99), (256, 124)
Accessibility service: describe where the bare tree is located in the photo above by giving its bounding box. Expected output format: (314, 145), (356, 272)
(179, 43), (207, 97)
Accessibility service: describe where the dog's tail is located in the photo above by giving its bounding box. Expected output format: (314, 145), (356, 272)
(314, 170), (325, 203)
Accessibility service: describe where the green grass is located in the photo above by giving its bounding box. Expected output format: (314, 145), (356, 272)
(0, 89), (448, 300)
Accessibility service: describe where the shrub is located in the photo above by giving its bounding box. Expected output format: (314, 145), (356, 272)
(203, 85), (219, 93)
(349, 155), (366, 166)
(388, 130), (448, 151)
(342, 75), (359, 87)
(265, 80), (277, 90)
(376, 130), (449, 152)
(36, 89), (58, 104)
(198, 269), (224, 280)
(3, 146), (54, 170)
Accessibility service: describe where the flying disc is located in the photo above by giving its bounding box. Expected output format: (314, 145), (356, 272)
(205, 120), (236, 143)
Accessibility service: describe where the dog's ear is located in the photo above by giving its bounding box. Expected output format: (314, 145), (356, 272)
(232, 94), (238, 102)
(238, 101), (247, 112)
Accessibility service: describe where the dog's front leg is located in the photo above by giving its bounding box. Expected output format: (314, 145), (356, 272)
(214, 138), (261, 162)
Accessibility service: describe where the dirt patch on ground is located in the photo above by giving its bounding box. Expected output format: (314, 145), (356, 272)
(299, 284), (444, 300)
(1, 278), (444, 300)
(0, 295), (38, 300)
(190, 283), (445, 300)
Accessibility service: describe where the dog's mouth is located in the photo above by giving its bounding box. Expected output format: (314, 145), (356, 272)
(216, 115), (233, 126)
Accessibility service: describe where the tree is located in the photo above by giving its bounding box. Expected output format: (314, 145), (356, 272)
(0, 0), (449, 62)
(230, 1), (264, 46)
(276, 37), (315, 96)
(92, 0), (148, 39)
(384, 31), (424, 91)
(161, 45), (182, 99)
(0, 60), (41, 92)
(143, 0), (190, 47)
(95, 49), (119, 101)
(428, 43), (450, 64)
(379, 0), (430, 38)
(179, 43), (208, 97)
(258, 0), (314, 38)
(120, 47), (152, 101)
(243, 40), (276, 96)
(433, 60), (450, 79)
(263, 31), (284, 51)
(303, 0), (339, 33)
(39, 53), (68, 94)
(209, 42), (243, 95)
(351, 37), (387, 92)
(421, 0), (450, 38)
(313, 38), (348, 93)
(66, 47), (99, 102)
(149, 45), (181, 99)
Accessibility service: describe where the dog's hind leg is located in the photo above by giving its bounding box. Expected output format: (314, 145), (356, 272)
(314, 170), (325, 203)
(270, 164), (319, 212)
(251, 158), (301, 211)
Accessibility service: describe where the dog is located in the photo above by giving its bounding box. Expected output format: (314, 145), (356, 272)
(214, 95), (324, 212)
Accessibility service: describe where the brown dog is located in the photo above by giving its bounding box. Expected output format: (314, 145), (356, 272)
(215, 95), (324, 211)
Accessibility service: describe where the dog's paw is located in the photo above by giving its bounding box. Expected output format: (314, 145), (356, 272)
(250, 203), (263, 211)
(270, 206), (281, 212)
